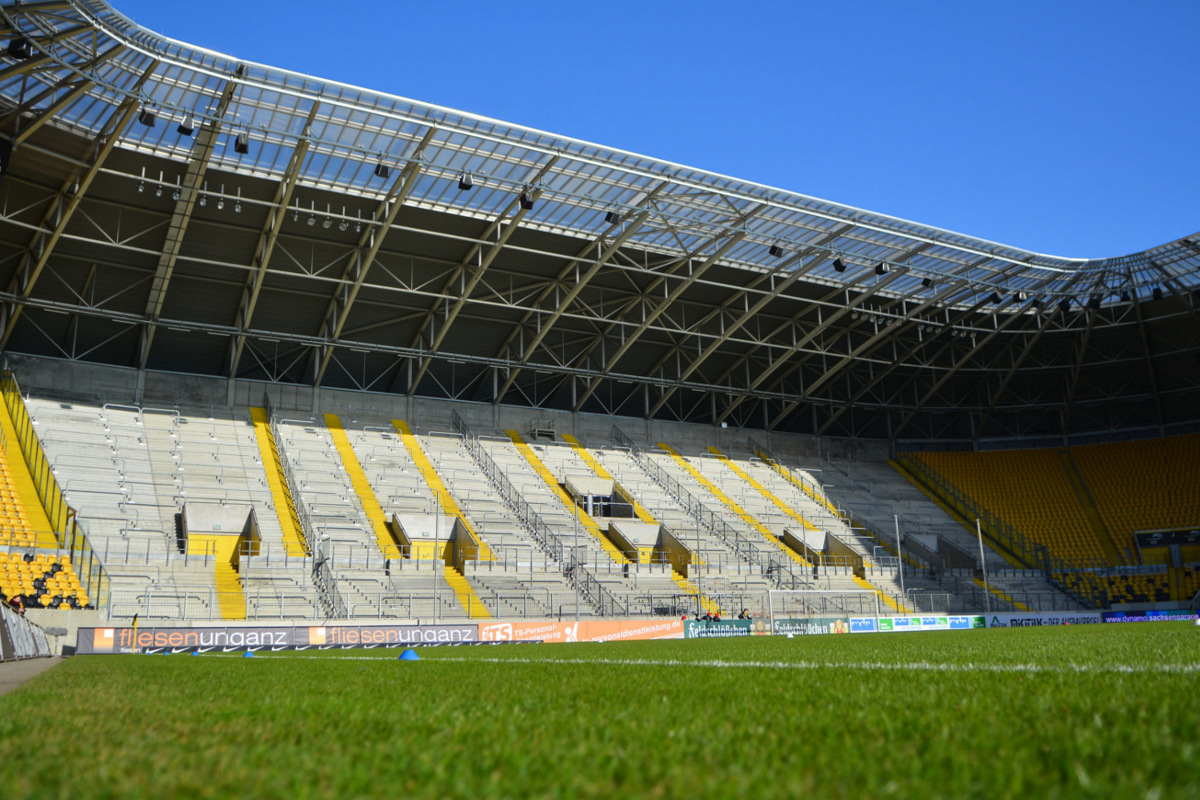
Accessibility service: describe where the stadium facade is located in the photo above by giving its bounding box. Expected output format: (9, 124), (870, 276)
(0, 0), (1195, 448)
(0, 1), (1197, 630)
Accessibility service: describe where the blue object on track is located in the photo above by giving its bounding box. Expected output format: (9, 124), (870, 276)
(191, 651), (200, 656)
(398, 649), (419, 661)
(243, 651), (256, 658)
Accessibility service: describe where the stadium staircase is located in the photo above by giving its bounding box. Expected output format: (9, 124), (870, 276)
(657, 443), (810, 569)
(506, 430), (629, 565)
(249, 407), (308, 557)
(562, 435), (720, 616)
(1056, 449), (1122, 565)
(325, 414), (403, 558)
(392, 419), (490, 619)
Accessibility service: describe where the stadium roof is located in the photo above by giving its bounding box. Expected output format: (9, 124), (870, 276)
(1, 0), (1198, 445)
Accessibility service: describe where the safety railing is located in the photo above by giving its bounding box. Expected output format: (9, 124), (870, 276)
(611, 425), (811, 592)
(894, 451), (1106, 609)
(1, 373), (112, 614)
(265, 394), (344, 618)
(452, 409), (626, 616)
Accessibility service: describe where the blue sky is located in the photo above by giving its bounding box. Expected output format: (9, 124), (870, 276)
(112, 0), (1198, 259)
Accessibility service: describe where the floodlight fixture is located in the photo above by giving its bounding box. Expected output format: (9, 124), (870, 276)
(1013, 291), (1026, 303)
(519, 190), (535, 210)
(137, 108), (156, 127)
(1120, 290), (1131, 302)
(875, 262), (890, 275)
(832, 258), (846, 273)
(1087, 296), (1101, 310)
(1058, 299), (1071, 313)
(1152, 286), (1164, 301)
(605, 210), (622, 226)
(989, 292), (1002, 304)
(177, 113), (195, 136)
(458, 172), (474, 191)
(921, 277), (933, 289)
(233, 131), (250, 155)
(7, 38), (35, 60)
(373, 160), (391, 180)
(768, 243), (784, 259)
(1030, 297), (1042, 308)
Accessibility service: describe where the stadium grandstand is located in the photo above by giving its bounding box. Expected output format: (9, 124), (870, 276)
(0, 0), (1197, 636)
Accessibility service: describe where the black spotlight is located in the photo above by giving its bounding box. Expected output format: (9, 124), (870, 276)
(7, 38), (35, 60)
(875, 262), (890, 275)
(458, 172), (474, 191)
(373, 160), (391, 180)
(1058, 299), (1071, 314)
(1013, 291), (1026, 303)
(1120, 290), (1131, 302)
(1152, 286), (1164, 301)
(604, 210), (622, 226)
(177, 113), (195, 136)
(921, 277), (933, 289)
(519, 191), (535, 210)
(989, 292), (1002, 304)
(233, 131), (250, 155)
(1030, 297), (1042, 308)
(832, 258), (846, 273)
(137, 108), (156, 127)
(769, 243), (784, 258)
(1087, 296), (1102, 310)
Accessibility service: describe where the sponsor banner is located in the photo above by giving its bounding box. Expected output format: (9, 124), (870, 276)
(850, 617), (878, 633)
(77, 624), (477, 654)
(876, 615), (984, 633)
(1101, 609), (1199, 623)
(772, 617), (849, 635)
(478, 620), (684, 644)
(683, 619), (770, 638)
(986, 612), (1102, 628)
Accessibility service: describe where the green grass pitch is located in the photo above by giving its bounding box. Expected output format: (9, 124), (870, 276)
(1, 623), (1197, 799)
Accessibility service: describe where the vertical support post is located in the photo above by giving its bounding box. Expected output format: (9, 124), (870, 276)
(894, 514), (907, 611)
(976, 517), (992, 614)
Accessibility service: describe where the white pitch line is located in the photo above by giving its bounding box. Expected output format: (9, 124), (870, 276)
(198, 653), (1200, 674)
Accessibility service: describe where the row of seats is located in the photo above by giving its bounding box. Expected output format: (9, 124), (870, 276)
(1106, 573), (1170, 605)
(914, 433), (1200, 569)
(0, 550), (90, 609)
(916, 448), (1107, 565)
(1073, 432), (1200, 554)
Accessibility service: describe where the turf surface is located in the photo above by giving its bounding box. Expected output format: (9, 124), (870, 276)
(1, 623), (1197, 799)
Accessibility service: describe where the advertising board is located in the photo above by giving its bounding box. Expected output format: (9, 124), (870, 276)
(77, 624), (478, 654)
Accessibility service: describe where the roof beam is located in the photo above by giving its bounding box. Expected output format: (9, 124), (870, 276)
(3, 44), (125, 146)
(0, 22), (95, 84)
(973, 308), (1059, 436)
(645, 225), (855, 419)
(770, 280), (971, 430)
(492, 198), (662, 402)
(573, 219), (756, 413)
(227, 103), (320, 379)
(1129, 286), (1165, 435)
(137, 67), (241, 370)
(1062, 307), (1098, 434)
(891, 299), (1039, 439)
(311, 127), (438, 386)
(0, 60), (158, 352)
(714, 266), (904, 426)
(406, 157), (560, 394)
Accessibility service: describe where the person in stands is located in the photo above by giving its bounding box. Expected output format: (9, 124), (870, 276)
(737, 608), (750, 620)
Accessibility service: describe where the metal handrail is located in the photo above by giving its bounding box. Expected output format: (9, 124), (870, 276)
(451, 410), (625, 616)
(610, 426), (811, 592)
(894, 451), (1105, 608)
